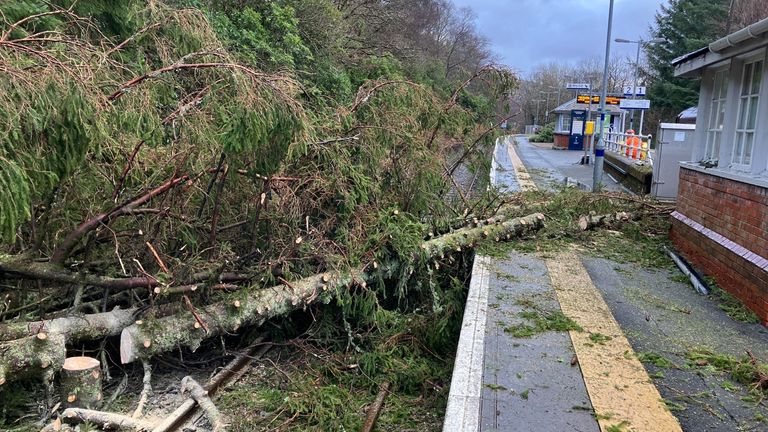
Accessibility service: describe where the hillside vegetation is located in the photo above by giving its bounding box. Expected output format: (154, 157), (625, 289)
(0, 1), (516, 429)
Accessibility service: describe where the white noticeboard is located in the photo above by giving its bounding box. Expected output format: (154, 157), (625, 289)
(571, 120), (584, 135)
(619, 99), (651, 110)
(674, 131), (686, 142)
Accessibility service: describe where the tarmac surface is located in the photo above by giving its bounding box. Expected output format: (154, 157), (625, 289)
(444, 135), (768, 432)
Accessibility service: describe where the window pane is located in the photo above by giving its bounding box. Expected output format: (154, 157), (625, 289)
(748, 95), (759, 129)
(717, 102), (726, 128)
(713, 132), (720, 157)
(735, 132), (744, 160)
(742, 63), (753, 96)
(738, 98), (748, 128)
(744, 132), (753, 164)
(717, 70), (728, 98)
(752, 61), (763, 94)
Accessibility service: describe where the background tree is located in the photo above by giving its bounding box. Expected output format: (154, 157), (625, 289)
(644, 0), (729, 127)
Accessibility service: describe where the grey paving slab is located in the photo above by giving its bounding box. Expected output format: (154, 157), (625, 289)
(479, 253), (599, 432)
(513, 136), (623, 192)
(582, 258), (768, 432)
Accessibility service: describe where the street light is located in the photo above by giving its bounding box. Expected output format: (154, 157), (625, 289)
(615, 37), (665, 131)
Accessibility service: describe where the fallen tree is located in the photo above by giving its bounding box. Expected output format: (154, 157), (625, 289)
(120, 212), (545, 363)
(578, 211), (638, 231)
(0, 213), (544, 379)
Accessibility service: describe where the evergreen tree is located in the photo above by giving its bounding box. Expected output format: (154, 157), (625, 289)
(645, 0), (729, 116)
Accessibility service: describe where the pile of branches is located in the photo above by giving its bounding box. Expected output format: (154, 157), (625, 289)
(0, 0), (522, 415)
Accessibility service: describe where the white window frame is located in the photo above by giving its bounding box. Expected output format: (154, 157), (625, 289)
(731, 57), (763, 170)
(705, 68), (728, 162)
(559, 114), (570, 133)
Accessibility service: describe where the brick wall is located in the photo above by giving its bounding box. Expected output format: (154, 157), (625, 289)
(671, 166), (768, 323)
(677, 167), (768, 257)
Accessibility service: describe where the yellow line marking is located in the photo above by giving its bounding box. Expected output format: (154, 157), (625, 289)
(546, 252), (682, 432)
(505, 137), (537, 191)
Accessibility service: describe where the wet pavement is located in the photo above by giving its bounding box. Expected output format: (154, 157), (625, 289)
(512, 135), (623, 192)
(445, 136), (768, 432)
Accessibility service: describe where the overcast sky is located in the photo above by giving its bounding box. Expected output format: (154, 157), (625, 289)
(451, 0), (667, 77)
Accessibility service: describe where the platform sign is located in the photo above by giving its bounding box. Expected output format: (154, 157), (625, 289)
(567, 83), (591, 90)
(623, 86), (646, 96)
(619, 99), (651, 110)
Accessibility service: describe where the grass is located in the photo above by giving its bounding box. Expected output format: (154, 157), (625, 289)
(485, 383), (507, 391)
(636, 351), (676, 369)
(504, 310), (582, 338)
(684, 348), (768, 396)
(589, 332), (613, 345)
(663, 399), (687, 412)
(707, 279), (760, 324)
(605, 420), (631, 431)
(673, 271), (758, 323)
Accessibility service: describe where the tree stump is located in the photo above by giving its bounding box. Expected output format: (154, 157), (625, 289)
(60, 356), (103, 409)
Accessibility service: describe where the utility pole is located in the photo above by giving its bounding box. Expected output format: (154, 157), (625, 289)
(533, 99), (544, 127)
(593, 0), (614, 192)
(540, 91), (559, 124)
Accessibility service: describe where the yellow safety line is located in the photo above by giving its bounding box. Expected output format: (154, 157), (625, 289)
(505, 137), (537, 191)
(546, 253), (682, 432)
(503, 137), (680, 431)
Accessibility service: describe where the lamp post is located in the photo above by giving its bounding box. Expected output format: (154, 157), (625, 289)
(593, 0), (615, 192)
(614, 37), (665, 131)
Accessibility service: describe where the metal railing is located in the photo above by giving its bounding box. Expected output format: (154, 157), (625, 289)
(603, 131), (653, 165)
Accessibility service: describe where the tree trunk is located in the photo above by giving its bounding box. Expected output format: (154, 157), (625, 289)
(120, 213), (545, 363)
(0, 333), (65, 385)
(0, 307), (137, 342)
(60, 356), (103, 409)
(578, 211), (636, 231)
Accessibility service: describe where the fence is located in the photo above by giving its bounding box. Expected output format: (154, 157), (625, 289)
(603, 131), (653, 165)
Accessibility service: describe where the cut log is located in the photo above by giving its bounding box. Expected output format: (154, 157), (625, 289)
(180, 376), (226, 431)
(0, 307), (137, 342)
(578, 211), (636, 231)
(119, 213), (545, 363)
(0, 333), (65, 385)
(60, 356), (103, 409)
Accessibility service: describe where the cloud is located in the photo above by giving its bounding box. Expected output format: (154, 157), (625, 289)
(452, 0), (665, 75)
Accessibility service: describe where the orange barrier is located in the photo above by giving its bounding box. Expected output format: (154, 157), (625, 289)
(625, 130), (640, 159)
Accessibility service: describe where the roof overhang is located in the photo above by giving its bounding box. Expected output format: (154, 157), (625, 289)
(674, 17), (768, 77)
